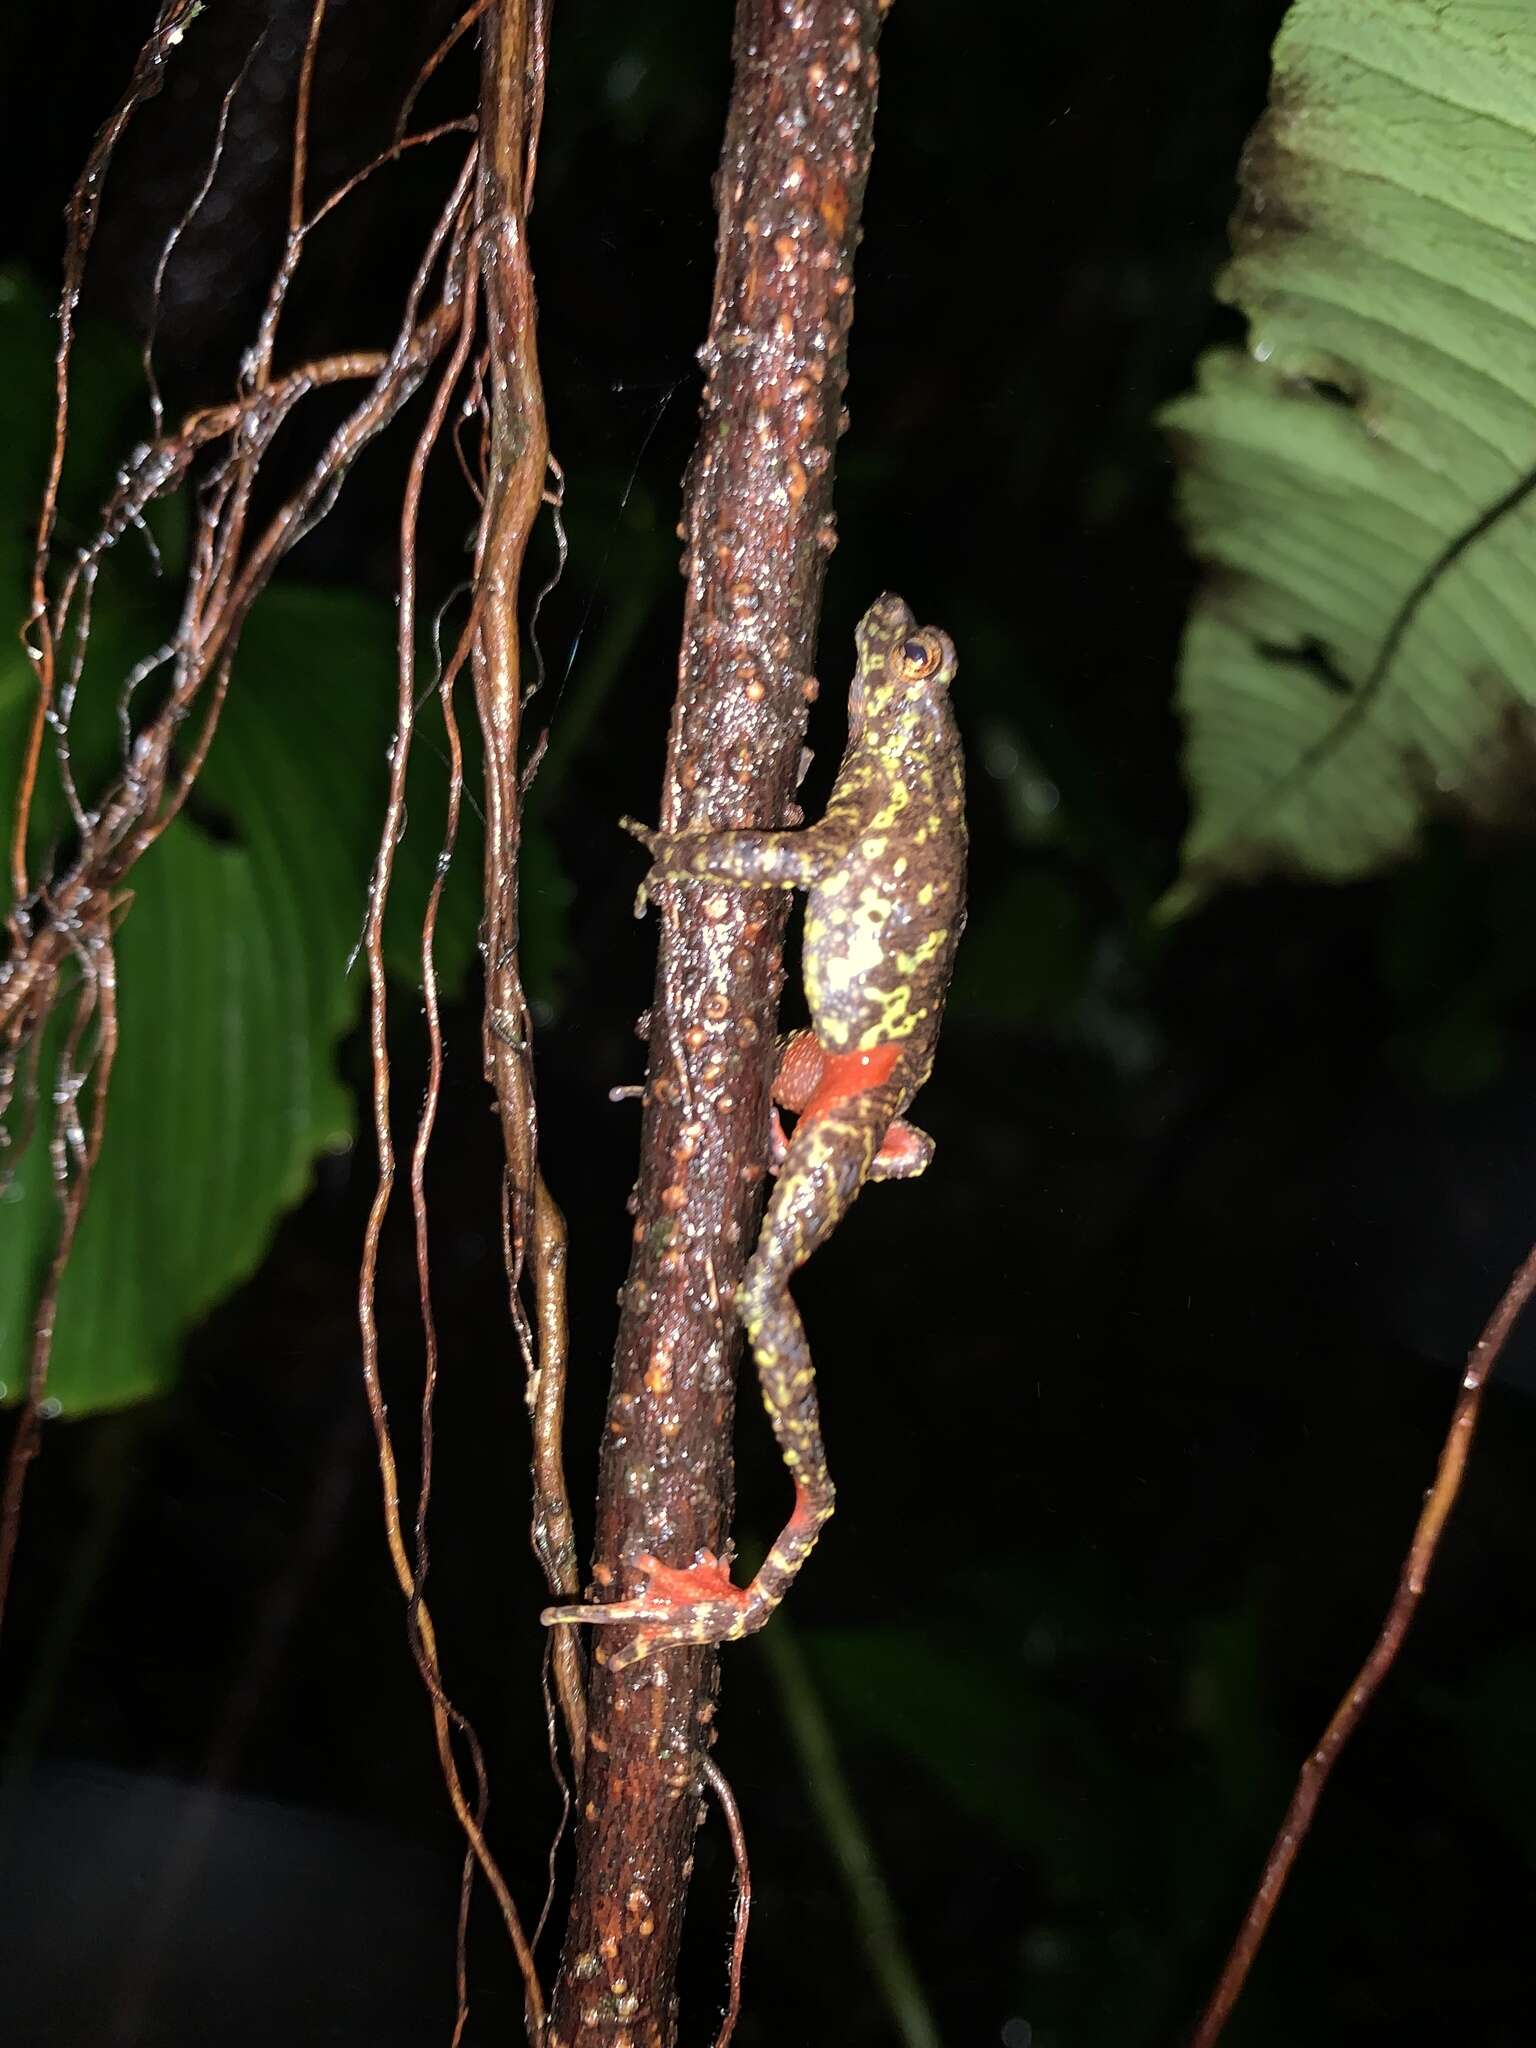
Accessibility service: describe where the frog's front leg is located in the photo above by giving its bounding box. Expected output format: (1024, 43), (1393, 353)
(620, 815), (841, 896)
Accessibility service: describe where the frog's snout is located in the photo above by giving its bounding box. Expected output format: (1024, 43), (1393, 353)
(864, 591), (915, 637)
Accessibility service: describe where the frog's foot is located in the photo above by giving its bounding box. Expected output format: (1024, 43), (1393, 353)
(617, 816), (662, 917)
(868, 1115), (934, 1181)
(617, 815), (660, 854)
(768, 1105), (792, 1171)
(541, 1550), (767, 1668)
(769, 1103), (932, 1180)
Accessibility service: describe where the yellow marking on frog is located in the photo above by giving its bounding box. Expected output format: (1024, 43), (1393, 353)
(860, 835), (888, 860)
(870, 782), (910, 829)
(855, 981), (919, 1044)
(820, 868), (851, 897)
(917, 882), (935, 906)
(894, 927), (948, 976)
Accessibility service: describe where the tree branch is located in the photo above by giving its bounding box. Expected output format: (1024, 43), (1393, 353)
(548, 5), (889, 2041)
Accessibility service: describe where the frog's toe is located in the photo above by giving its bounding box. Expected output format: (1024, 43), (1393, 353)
(543, 1549), (766, 1664)
(869, 1116), (934, 1181)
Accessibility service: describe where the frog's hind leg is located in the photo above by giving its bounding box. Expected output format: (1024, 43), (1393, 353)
(540, 1079), (901, 1665)
(868, 1115), (933, 1180)
(730, 1079), (905, 1624)
(769, 1029), (932, 1180)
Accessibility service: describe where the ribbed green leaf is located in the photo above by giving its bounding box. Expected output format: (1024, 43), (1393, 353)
(1164, 0), (1536, 904)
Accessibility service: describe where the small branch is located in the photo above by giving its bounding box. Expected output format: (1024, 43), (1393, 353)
(702, 1756), (751, 2048)
(1189, 1239), (1536, 2047)
(397, 0), (495, 147)
(0, 944), (119, 1642)
(15, 0), (198, 904)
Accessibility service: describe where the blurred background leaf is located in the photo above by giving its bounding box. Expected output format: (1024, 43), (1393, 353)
(1164, 0), (1536, 903)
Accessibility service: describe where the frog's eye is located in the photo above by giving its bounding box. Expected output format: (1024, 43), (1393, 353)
(897, 632), (943, 681)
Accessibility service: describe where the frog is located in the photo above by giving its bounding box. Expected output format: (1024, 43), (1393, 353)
(543, 592), (966, 1665)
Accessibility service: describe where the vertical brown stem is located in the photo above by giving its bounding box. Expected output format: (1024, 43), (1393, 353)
(474, 0), (546, 1051)
(470, 0), (586, 1771)
(548, 6), (888, 2043)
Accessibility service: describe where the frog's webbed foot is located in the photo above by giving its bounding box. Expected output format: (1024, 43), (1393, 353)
(541, 1550), (768, 1668)
(766, 1030), (930, 1181)
(868, 1116), (933, 1181)
(767, 1096), (932, 1183)
(770, 1107), (933, 1181)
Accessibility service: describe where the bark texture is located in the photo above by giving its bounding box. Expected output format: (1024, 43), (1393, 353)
(549, 4), (889, 2043)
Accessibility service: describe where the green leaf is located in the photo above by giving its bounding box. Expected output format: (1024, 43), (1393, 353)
(1162, 0), (1536, 906)
(0, 810), (352, 1412)
(1, 575), (490, 1413)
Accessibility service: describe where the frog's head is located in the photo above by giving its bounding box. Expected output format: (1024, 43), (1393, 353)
(850, 592), (958, 739)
